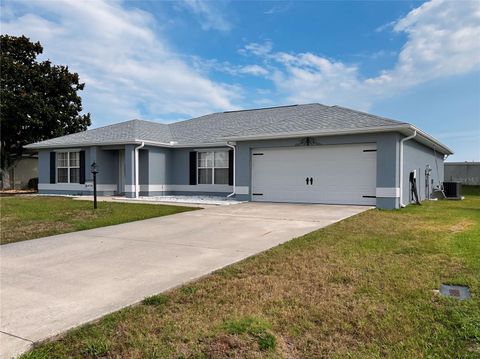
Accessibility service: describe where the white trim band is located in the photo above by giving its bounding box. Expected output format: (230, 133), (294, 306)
(376, 187), (400, 198)
(39, 183), (117, 191)
(124, 184), (249, 194)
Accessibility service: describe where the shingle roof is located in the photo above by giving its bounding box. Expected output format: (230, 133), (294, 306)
(169, 104), (406, 144)
(25, 119), (172, 148)
(26, 103), (409, 149)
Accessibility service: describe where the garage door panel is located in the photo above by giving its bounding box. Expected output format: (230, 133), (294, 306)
(252, 144), (376, 205)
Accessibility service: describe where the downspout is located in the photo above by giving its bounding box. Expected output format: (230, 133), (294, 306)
(399, 130), (417, 208)
(226, 142), (236, 198)
(135, 141), (145, 198)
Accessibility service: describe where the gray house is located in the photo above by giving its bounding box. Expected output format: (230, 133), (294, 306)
(25, 103), (452, 209)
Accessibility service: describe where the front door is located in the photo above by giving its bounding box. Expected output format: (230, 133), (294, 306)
(118, 150), (125, 195)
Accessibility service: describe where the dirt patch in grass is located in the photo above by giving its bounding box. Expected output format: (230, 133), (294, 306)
(20, 190), (480, 358)
(448, 219), (475, 233)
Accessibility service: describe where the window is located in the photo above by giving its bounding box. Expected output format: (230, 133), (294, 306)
(197, 151), (229, 185)
(57, 151), (80, 183)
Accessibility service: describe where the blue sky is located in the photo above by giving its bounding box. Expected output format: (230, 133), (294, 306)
(1, 0), (479, 161)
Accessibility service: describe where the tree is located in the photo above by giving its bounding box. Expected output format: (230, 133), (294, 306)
(0, 35), (91, 187)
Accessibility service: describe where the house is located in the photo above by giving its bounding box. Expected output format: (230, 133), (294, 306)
(0, 153), (38, 190)
(25, 103), (453, 209)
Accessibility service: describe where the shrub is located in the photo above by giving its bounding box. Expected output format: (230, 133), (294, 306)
(27, 177), (38, 190)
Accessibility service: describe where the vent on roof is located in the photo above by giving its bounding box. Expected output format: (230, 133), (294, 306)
(223, 104), (298, 114)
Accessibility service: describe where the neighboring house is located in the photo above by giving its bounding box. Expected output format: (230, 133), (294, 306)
(0, 154), (38, 190)
(445, 162), (480, 185)
(25, 103), (452, 209)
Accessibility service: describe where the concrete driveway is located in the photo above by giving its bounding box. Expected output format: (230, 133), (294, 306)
(0, 202), (369, 358)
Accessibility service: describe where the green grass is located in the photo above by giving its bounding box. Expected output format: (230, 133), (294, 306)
(0, 196), (195, 244)
(21, 188), (480, 358)
(142, 294), (169, 307)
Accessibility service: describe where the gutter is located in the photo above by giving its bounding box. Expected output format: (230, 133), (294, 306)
(399, 130), (417, 208)
(23, 125), (453, 156)
(223, 124), (407, 141)
(134, 141), (145, 198)
(222, 124), (453, 155)
(226, 142), (236, 198)
(24, 139), (229, 150)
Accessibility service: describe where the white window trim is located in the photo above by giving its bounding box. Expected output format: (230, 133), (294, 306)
(197, 150), (229, 185)
(57, 151), (80, 184)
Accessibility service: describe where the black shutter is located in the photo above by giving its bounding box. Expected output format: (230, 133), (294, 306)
(189, 151), (197, 185)
(228, 149), (234, 186)
(50, 152), (56, 183)
(79, 150), (86, 184)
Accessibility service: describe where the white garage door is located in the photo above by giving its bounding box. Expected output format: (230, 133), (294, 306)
(251, 143), (377, 205)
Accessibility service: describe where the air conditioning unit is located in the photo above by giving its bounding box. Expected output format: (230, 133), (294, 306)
(443, 182), (462, 199)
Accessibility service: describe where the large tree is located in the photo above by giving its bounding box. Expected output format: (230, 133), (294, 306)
(0, 35), (91, 184)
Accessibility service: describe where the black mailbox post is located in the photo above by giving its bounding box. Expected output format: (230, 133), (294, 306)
(90, 162), (99, 209)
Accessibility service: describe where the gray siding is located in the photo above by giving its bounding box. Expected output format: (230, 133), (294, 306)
(39, 148), (92, 183)
(170, 148), (190, 185)
(36, 132), (447, 210)
(235, 132), (400, 209)
(139, 149), (149, 185)
(38, 146), (119, 196)
(402, 139), (444, 204)
(169, 147), (230, 185)
(94, 148), (118, 184)
(38, 150), (50, 184)
(148, 146), (171, 185)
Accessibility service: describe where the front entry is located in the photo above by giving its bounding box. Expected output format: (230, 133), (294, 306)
(251, 143), (377, 205)
(117, 150), (125, 195)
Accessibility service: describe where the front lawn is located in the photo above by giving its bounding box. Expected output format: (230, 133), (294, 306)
(0, 196), (195, 245)
(21, 189), (480, 358)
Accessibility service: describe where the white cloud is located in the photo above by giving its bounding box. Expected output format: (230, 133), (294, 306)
(238, 41), (273, 57)
(264, 3), (292, 15)
(375, 20), (396, 33)
(237, 65), (269, 76)
(188, 56), (268, 77)
(270, 52), (369, 108)
(238, 41), (371, 108)
(1, 0), (237, 125)
(178, 0), (231, 32)
(240, 0), (480, 109)
(367, 0), (480, 89)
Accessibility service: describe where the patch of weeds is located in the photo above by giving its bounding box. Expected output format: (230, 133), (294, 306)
(142, 294), (169, 306)
(218, 265), (242, 279)
(81, 338), (110, 358)
(180, 285), (198, 295)
(257, 331), (277, 351)
(222, 316), (277, 351)
(19, 347), (52, 359)
(328, 273), (353, 285)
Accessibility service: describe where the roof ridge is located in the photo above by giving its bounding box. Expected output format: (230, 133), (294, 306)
(222, 104), (299, 113)
(331, 105), (407, 125)
(171, 103), (320, 126)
